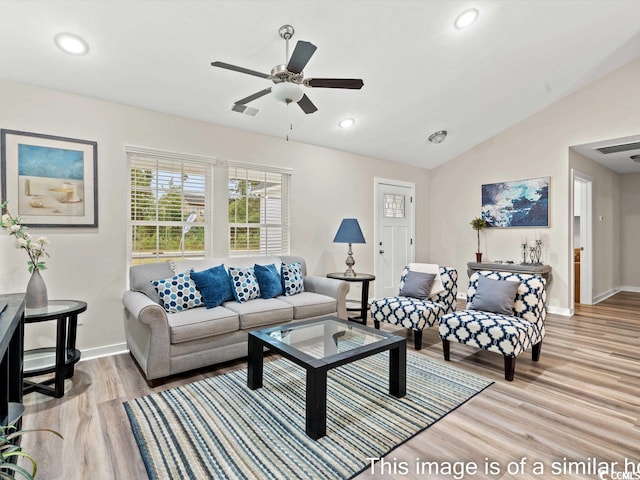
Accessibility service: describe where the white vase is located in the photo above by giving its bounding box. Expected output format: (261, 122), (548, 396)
(26, 268), (48, 309)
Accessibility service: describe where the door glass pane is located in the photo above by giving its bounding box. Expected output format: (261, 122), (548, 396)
(384, 194), (405, 218)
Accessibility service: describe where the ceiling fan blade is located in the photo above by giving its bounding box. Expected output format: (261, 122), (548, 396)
(211, 61), (270, 79)
(234, 88), (272, 105)
(307, 78), (364, 89)
(297, 94), (318, 114)
(286, 41), (317, 74)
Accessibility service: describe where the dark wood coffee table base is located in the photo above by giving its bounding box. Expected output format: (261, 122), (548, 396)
(248, 317), (406, 440)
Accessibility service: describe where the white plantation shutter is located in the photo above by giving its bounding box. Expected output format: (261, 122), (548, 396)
(127, 146), (214, 264)
(228, 163), (291, 257)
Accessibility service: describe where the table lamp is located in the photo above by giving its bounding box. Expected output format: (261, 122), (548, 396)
(333, 218), (366, 277)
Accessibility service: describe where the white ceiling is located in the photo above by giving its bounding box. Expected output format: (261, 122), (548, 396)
(2, 1), (640, 170)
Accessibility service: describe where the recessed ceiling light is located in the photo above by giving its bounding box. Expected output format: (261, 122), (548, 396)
(54, 33), (89, 55)
(338, 118), (355, 129)
(428, 130), (447, 144)
(454, 8), (479, 29)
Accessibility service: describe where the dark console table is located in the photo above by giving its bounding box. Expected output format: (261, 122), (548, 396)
(24, 300), (86, 398)
(467, 262), (552, 285)
(0, 293), (25, 427)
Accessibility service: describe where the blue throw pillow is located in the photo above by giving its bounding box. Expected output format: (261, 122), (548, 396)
(281, 262), (304, 296)
(190, 264), (234, 308)
(152, 270), (203, 313)
(254, 264), (283, 299)
(228, 266), (261, 303)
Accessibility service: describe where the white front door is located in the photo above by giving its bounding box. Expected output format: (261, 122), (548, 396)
(375, 179), (415, 298)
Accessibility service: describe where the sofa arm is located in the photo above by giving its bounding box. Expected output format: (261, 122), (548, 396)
(122, 290), (171, 381)
(304, 275), (350, 320)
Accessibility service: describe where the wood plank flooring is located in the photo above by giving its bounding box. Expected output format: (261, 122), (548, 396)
(20, 293), (640, 479)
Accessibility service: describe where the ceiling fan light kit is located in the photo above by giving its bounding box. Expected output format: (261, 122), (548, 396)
(211, 24), (364, 115)
(271, 82), (304, 104)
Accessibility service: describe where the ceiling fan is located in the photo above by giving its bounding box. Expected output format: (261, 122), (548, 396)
(211, 24), (364, 114)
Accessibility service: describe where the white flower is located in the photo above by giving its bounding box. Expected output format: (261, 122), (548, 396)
(9, 224), (21, 233)
(31, 243), (43, 252)
(23, 232), (32, 241)
(37, 236), (49, 245)
(15, 238), (28, 248)
(1, 214), (9, 226)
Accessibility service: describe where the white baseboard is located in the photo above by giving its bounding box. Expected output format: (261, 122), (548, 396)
(79, 342), (128, 362)
(593, 288), (620, 304)
(547, 306), (572, 316)
(620, 285), (640, 293)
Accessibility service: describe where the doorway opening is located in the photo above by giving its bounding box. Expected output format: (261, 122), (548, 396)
(572, 170), (593, 306)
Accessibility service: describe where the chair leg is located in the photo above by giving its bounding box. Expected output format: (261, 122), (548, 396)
(532, 341), (542, 362)
(374, 320), (380, 329)
(504, 356), (516, 381)
(414, 329), (422, 350)
(442, 339), (450, 361)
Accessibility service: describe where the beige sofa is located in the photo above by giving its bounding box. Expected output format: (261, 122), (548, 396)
(122, 255), (349, 385)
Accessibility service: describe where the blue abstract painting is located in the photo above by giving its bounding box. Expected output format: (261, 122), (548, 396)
(18, 144), (84, 180)
(482, 176), (549, 227)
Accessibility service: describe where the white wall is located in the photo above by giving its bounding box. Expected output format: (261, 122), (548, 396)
(0, 80), (430, 354)
(429, 57), (640, 314)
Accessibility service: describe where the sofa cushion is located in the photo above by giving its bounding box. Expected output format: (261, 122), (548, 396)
(228, 266), (261, 303)
(167, 306), (239, 344)
(130, 262), (175, 304)
(191, 264), (234, 308)
(281, 262), (305, 296)
(254, 263), (283, 299)
(223, 298), (293, 329)
(152, 271), (203, 313)
(278, 292), (336, 319)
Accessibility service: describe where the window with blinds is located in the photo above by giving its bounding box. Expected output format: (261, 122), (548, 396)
(128, 147), (213, 264)
(228, 165), (290, 256)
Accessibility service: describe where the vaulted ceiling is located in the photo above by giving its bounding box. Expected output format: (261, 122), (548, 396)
(1, 1), (640, 170)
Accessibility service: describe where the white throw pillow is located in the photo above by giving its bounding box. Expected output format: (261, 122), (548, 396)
(407, 263), (445, 297)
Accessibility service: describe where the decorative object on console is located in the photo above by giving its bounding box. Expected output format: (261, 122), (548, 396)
(1, 201), (51, 308)
(521, 243), (529, 265)
(481, 176), (549, 228)
(470, 217), (487, 262)
(533, 239), (543, 265)
(1, 129), (98, 228)
(333, 218), (366, 277)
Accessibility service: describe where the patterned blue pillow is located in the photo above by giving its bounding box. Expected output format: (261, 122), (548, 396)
(254, 264), (283, 299)
(228, 266), (261, 303)
(281, 262), (304, 296)
(191, 264), (234, 308)
(152, 270), (203, 313)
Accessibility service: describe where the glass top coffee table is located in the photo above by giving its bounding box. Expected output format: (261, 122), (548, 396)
(248, 316), (406, 439)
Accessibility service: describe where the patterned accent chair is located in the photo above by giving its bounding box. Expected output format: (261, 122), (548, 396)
(439, 271), (547, 381)
(370, 266), (458, 350)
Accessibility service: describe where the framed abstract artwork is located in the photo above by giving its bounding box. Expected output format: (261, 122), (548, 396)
(481, 176), (549, 227)
(1, 129), (98, 227)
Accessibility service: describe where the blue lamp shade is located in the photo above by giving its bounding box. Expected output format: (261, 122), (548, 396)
(333, 218), (366, 244)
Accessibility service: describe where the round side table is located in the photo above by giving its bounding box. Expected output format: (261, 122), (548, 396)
(24, 300), (87, 398)
(326, 272), (375, 325)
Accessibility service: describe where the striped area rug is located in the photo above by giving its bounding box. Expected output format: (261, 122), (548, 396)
(124, 351), (492, 480)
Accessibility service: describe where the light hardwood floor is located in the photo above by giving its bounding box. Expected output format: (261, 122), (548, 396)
(20, 293), (640, 479)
